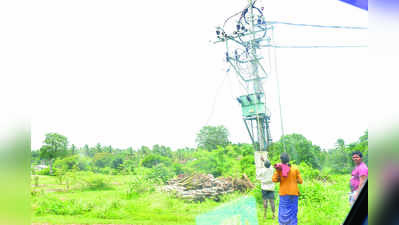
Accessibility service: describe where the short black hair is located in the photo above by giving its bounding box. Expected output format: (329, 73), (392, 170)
(352, 151), (363, 158)
(264, 160), (271, 168)
(280, 152), (290, 164)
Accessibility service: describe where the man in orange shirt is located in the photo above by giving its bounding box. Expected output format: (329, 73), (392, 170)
(272, 152), (303, 225)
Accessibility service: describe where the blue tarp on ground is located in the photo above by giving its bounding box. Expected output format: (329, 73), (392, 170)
(196, 196), (259, 225)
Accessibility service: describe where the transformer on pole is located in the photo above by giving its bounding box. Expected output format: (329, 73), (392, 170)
(214, 0), (273, 164)
(213, 0), (367, 165)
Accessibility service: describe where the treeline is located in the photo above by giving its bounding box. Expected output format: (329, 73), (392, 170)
(31, 126), (368, 183)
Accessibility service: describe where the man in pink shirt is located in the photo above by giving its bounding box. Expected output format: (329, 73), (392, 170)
(350, 151), (368, 205)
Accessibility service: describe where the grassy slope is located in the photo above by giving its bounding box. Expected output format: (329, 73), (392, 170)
(32, 175), (351, 225)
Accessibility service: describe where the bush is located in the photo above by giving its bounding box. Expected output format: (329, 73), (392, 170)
(240, 155), (256, 181)
(33, 175), (39, 187)
(299, 162), (320, 180)
(146, 163), (174, 183)
(172, 163), (184, 175)
(36, 168), (50, 175)
(141, 154), (171, 168)
(91, 200), (124, 219)
(125, 175), (155, 199)
(54, 168), (67, 184)
(298, 181), (328, 203)
(300, 162), (330, 182)
(77, 172), (111, 190)
(34, 195), (94, 216)
(99, 167), (113, 175)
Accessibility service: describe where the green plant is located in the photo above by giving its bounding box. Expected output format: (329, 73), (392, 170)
(125, 175), (155, 199)
(33, 175), (39, 187)
(36, 168), (50, 175)
(54, 168), (67, 184)
(146, 163), (174, 183)
(34, 195), (94, 216)
(77, 172), (111, 190)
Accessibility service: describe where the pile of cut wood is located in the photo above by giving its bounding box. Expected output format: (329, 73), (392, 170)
(160, 173), (253, 201)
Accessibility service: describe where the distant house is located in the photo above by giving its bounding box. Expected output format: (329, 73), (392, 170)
(33, 164), (48, 171)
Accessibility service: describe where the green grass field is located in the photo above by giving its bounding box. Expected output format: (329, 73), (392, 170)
(31, 174), (351, 225)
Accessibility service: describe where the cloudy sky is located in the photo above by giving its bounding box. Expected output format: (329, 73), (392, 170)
(27, 0), (368, 150)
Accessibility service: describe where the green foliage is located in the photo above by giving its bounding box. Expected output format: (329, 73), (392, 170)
(111, 156), (124, 170)
(120, 158), (139, 175)
(32, 173), (352, 225)
(35, 195), (94, 216)
(196, 125), (230, 150)
(77, 172), (111, 190)
(152, 144), (173, 158)
(325, 130), (368, 174)
(98, 167), (115, 175)
(91, 200), (125, 219)
(33, 175), (39, 187)
(186, 149), (227, 177)
(54, 155), (88, 172)
(141, 154), (171, 168)
(39, 133), (69, 175)
(93, 152), (112, 168)
(299, 162), (320, 180)
(299, 180), (328, 203)
(240, 143), (255, 156)
(37, 168), (50, 175)
(269, 134), (322, 169)
(172, 162), (184, 175)
(240, 155), (256, 181)
(125, 175), (156, 199)
(146, 164), (175, 183)
(31, 150), (41, 165)
(31, 129), (366, 225)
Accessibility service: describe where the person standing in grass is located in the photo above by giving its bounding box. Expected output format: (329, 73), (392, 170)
(349, 151), (368, 205)
(272, 152), (303, 225)
(256, 158), (276, 220)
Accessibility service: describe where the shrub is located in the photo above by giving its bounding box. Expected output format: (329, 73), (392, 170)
(240, 155), (256, 181)
(299, 162), (330, 182)
(77, 172), (111, 190)
(125, 175), (155, 199)
(298, 181), (328, 203)
(172, 162), (184, 175)
(37, 168), (50, 175)
(146, 163), (174, 183)
(33, 175), (39, 187)
(299, 162), (320, 180)
(54, 168), (67, 184)
(34, 195), (94, 216)
(141, 154), (171, 168)
(99, 167), (113, 175)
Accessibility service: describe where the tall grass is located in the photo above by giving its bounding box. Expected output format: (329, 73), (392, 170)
(32, 174), (352, 225)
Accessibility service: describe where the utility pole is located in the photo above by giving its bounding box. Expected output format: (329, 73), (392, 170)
(213, 0), (367, 165)
(214, 0), (273, 165)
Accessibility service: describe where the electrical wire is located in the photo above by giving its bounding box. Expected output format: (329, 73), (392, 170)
(271, 27), (287, 153)
(204, 70), (230, 126)
(265, 21), (367, 30)
(261, 44), (367, 48)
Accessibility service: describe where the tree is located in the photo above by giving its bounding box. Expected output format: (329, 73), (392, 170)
(39, 133), (68, 175)
(152, 144), (172, 158)
(335, 138), (345, 150)
(70, 144), (77, 155)
(93, 152), (112, 168)
(95, 143), (103, 153)
(195, 125), (230, 150)
(83, 144), (91, 157)
(141, 154), (171, 168)
(269, 134), (321, 169)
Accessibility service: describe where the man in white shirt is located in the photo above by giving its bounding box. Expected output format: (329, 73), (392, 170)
(256, 159), (276, 220)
